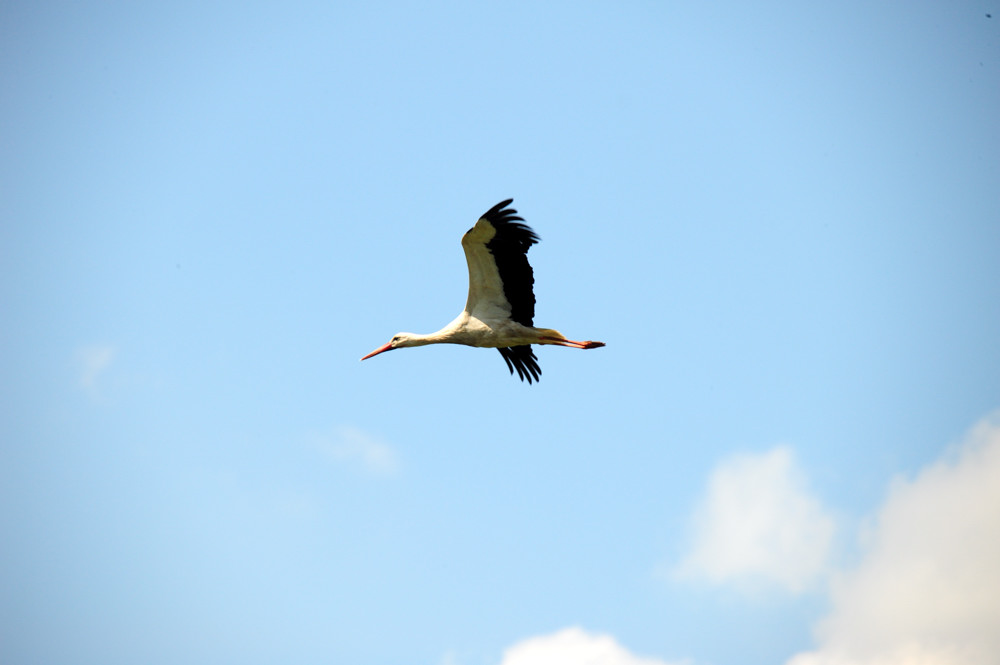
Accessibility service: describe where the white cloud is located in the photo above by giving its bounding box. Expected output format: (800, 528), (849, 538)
(76, 344), (115, 398)
(672, 446), (835, 593)
(314, 425), (400, 475)
(486, 415), (1000, 665)
(438, 650), (461, 665)
(786, 414), (1000, 665)
(499, 627), (687, 665)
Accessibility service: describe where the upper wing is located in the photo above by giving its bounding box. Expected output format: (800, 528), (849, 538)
(460, 199), (539, 325)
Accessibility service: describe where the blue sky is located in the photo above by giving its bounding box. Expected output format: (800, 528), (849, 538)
(2, 2), (999, 664)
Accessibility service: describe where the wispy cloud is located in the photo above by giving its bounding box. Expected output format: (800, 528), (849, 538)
(438, 650), (461, 665)
(313, 425), (400, 476)
(76, 344), (116, 399)
(671, 446), (835, 594)
(499, 627), (688, 665)
(786, 414), (1000, 665)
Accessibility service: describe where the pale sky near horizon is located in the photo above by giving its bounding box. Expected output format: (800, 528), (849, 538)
(2, 3), (1000, 665)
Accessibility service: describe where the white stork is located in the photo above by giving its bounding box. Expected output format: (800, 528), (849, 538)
(361, 199), (605, 383)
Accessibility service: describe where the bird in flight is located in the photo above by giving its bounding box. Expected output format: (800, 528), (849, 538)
(361, 199), (605, 383)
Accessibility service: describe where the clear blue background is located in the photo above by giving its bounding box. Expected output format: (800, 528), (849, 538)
(2, 2), (998, 664)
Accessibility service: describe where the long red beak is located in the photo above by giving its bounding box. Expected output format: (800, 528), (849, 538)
(361, 342), (393, 361)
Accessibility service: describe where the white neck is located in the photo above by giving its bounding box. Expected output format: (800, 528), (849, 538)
(397, 329), (455, 348)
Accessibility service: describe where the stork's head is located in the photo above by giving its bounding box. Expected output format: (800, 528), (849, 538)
(360, 333), (419, 360)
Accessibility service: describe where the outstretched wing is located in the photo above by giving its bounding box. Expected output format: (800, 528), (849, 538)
(460, 199), (539, 325)
(461, 199), (543, 383)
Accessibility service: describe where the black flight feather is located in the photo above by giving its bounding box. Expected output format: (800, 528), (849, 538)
(479, 199), (539, 327)
(480, 199), (543, 383)
(497, 345), (541, 384)
(483, 199), (542, 383)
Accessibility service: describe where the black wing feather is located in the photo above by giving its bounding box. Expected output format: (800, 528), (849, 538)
(497, 346), (541, 384)
(479, 199), (539, 327)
